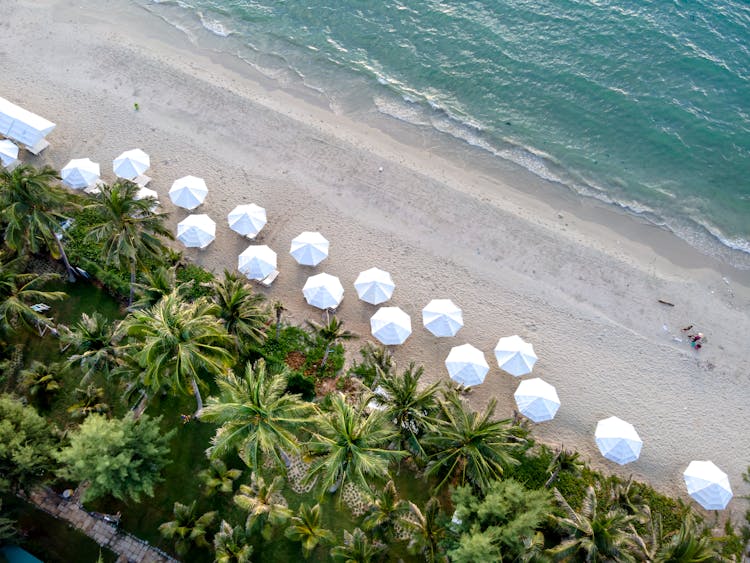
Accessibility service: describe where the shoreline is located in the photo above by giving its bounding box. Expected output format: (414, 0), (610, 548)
(5, 0), (750, 511)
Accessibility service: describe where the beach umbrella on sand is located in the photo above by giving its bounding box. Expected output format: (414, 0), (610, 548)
(303, 273), (344, 310)
(228, 204), (267, 239)
(595, 416), (642, 465)
(422, 299), (463, 337)
(370, 306), (412, 346)
(61, 158), (101, 190)
(0, 139), (19, 168)
(513, 378), (560, 423)
(354, 267), (395, 305)
(169, 175), (208, 210)
(683, 461), (733, 510)
(494, 335), (537, 376)
(113, 148), (150, 180)
(238, 245), (277, 281)
(290, 231), (329, 266)
(445, 343), (489, 388)
(176, 214), (215, 249)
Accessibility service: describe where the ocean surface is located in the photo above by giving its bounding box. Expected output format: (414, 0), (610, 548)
(138, 0), (750, 266)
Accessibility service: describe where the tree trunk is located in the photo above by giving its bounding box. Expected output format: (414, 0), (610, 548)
(191, 376), (204, 419)
(129, 260), (136, 307)
(55, 237), (77, 282)
(321, 345), (331, 368)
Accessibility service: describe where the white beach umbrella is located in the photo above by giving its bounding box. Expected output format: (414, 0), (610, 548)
(290, 231), (329, 266)
(513, 378), (560, 423)
(61, 158), (101, 189)
(445, 344), (489, 388)
(494, 335), (538, 376)
(238, 245), (277, 281)
(176, 214), (216, 249)
(228, 204), (267, 238)
(113, 148), (150, 180)
(303, 273), (344, 310)
(594, 416), (643, 465)
(370, 306), (412, 345)
(683, 461), (733, 510)
(0, 139), (19, 167)
(169, 175), (208, 210)
(354, 268), (395, 305)
(422, 299), (463, 337)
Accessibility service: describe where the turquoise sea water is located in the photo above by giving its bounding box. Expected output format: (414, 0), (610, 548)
(139, 0), (750, 265)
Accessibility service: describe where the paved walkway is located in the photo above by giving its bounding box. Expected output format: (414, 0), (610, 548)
(26, 488), (179, 563)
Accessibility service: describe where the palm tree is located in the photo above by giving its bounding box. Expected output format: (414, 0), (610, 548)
(20, 360), (64, 407)
(303, 393), (406, 498)
(284, 503), (335, 558)
(66, 383), (110, 420)
(120, 292), (235, 416)
(84, 180), (172, 305)
(271, 300), (285, 339)
(233, 472), (292, 540)
(629, 507), (721, 562)
(200, 359), (315, 472)
(545, 445), (584, 488)
(211, 270), (268, 353)
(0, 164), (77, 280)
(197, 459), (242, 496)
(59, 312), (118, 382)
(307, 312), (357, 369)
(362, 480), (408, 543)
(401, 498), (447, 563)
(330, 528), (385, 563)
(130, 265), (183, 309)
(348, 342), (394, 388)
(158, 500), (217, 557)
(214, 520), (253, 563)
(423, 392), (523, 492)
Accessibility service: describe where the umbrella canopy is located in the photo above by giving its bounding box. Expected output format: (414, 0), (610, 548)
(445, 343), (489, 387)
(683, 461), (733, 510)
(169, 175), (208, 210)
(422, 299), (463, 337)
(0, 139), (18, 167)
(513, 378), (560, 422)
(113, 148), (150, 180)
(176, 214), (215, 249)
(228, 204), (267, 238)
(370, 306), (412, 345)
(594, 416), (643, 465)
(494, 335), (538, 376)
(354, 267), (395, 305)
(238, 245), (277, 281)
(303, 273), (344, 310)
(290, 231), (329, 266)
(61, 158), (100, 189)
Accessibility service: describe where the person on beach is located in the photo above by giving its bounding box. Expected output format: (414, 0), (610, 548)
(682, 325), (694, 332)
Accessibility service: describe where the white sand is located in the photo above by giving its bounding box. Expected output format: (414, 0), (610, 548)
(4, 0), (749, 514)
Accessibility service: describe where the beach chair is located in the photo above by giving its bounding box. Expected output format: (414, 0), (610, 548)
(30, 303), (51, 313)
(259, 270), (279, 287)
(134, 174), (152, 188)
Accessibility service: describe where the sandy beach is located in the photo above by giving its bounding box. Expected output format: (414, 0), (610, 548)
(3, 0), (749, 513)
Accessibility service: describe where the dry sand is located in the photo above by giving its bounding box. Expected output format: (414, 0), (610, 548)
(3, 0), (750, 514)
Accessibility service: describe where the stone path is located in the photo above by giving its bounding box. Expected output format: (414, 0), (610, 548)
(26, 488), (179, 563)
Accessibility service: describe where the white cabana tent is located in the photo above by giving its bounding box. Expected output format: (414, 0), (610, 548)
(354, 268), (395, 305)
(0, 139), (19, 168)
(61, 158), (101, 190)
(513, 378), (560, 423)
(0, 96), (56, 154)
(290, 231), (329, 266)
(422, 299), (463, 337)
(445, 343), (489, 388)
(228, 204), (267, 239)
(594, 416), (643, 465)
(303, 273), (344, 310)
(238, 245), (278, 281)
(683, 461), (733, 510)
(370, 306), (412, 345)
(494, 335), (537, 376)
(176, 214), (216, 249)
(169, 175), (208, 210)
(113, 149), (150, 181)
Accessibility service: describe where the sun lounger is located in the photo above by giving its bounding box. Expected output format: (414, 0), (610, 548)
(30, 303), (51, 312)
(134, 174), (152, 188)
(259, 270), (279, 287)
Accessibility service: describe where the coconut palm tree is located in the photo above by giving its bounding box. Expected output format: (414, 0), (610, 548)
(84, 180), (172, 305)
(20, 360), (64, 407)
(306, 312), (357, 369)
(201, 358), (315, 472)
(66, 383), (110, 420)
(197, 459), (242, 496)
(629, 507), (721, 562)
(0, 164), (77, 280)
(330, 528), (384, 563)
(362, 479), (408, 543)
(401, 498), (447, 563)
(545, 445), (584, 488)
(214, 520), (253, 563)
(158, 500), (217, 557)
(120, 292), (235, 416)
(130, 265), (183, 309)
(271, 300), (285, 339)
(349, 342), (394, 388)
(59, 312), (118, 383)
(284, 503), (335, 558)
(211, 270), (268, 353)
(233, 472), (292, 540)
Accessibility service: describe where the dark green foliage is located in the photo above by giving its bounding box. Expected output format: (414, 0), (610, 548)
(176, 264), (215, 301)
(159, 500), (217, 557)
(348, 342), (393, 388)
(286, 371), (316, 400)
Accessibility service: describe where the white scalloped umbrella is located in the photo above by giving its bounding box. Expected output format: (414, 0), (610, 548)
(61, 158), (101, 189)
(354, 268), (395, 305)
(238, 245), (277, 281)
(303, 273), (344, 310)
(169, 175), (208, 210)
(595, 416), (643, 465)
(422, 299), (463, 337)
(494, 335), (537, 376)
(514, 378), (560, 422)
(113, 148), (150, 180)
(0, 139), (19, 167)
(176, 214), (215, 249)
(228, 204), (267, 238)
(683, 461), (733, 510)
(290, 231), (329, 266)
(371, 306), (412, 345)
(445, 344), (488, 387)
